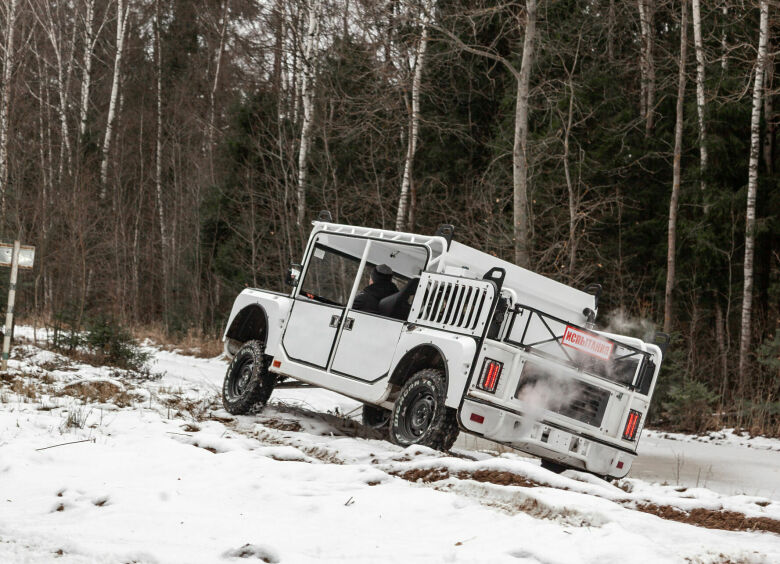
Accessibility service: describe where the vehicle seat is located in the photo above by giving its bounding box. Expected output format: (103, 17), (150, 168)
(378, 278), (420, 320)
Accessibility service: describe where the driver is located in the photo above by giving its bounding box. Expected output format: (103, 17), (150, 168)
(352, 264), (398, 314)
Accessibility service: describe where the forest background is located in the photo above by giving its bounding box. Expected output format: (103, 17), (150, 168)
(0, 0), (778, 434)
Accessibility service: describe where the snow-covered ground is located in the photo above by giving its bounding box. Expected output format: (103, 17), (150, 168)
(1, 333), (779, 563)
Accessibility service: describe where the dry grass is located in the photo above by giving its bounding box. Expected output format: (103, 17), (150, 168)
(134, 324), (223, 358)
(58, 380), (137, 407)
(11, 378), (38, 401)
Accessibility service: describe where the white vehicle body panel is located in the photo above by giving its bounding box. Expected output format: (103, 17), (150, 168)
(282, 299), (341, 368)
(330, 312), (404, 382)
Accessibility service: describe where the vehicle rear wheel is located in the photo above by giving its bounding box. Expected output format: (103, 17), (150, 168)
(222, 340), (276, 415)
(362, 404), (391, 430)
(389, 368), (459, 451)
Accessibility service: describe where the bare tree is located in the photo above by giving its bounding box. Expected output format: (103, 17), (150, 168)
(208, 0), (230, 182)
(637, 0), (655, 136)
(738, 0), (769, 387)
(154, 0), (168, 320)
(78, 0), (107, 141)
(296, 0), (320, 226)
(0, 0), (19, 216)
(100, 0), (130, 194)
(691, 0), (708, 197)
(434, 1), (537, 267)
(664, 0), (688, 334)
(395, 2), (430, 232)
(33, 0), (77, 179)
(513, 0), (536, 268)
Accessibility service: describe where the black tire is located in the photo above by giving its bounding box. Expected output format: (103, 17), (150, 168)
(389, 368), (459, 451)
(222, 340), (276, 415)
(362, 404), (391, 430)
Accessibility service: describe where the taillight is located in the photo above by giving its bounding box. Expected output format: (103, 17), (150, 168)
(477, 358), (504, 393)
(623, 410), (642, 441)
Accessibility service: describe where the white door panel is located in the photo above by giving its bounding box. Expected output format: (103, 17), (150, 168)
(283, 300), (341, 368)
(330, 312), (404, 381)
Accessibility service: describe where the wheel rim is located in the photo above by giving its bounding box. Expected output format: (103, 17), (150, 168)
(402, 388), (436, 439)
(230, 357), (254, 399)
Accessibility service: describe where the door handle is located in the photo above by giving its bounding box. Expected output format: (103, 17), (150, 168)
(344, 317), (354, 331)
(329, 314), (340, 328)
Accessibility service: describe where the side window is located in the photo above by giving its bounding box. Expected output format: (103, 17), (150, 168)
(299, 238), (364, 306)
(353, 241), (428, 319)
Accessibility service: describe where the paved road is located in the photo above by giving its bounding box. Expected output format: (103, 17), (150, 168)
(455, 432), (780, 500)
(633, 433), (780, 500)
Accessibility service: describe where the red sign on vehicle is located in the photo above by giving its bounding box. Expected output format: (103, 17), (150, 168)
(562, 326), (614, 361)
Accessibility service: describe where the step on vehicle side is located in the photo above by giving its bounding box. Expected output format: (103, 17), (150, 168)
(221, 213), (669, 479)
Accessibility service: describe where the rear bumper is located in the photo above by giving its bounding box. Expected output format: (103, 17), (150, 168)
(460, 397), (635, 479)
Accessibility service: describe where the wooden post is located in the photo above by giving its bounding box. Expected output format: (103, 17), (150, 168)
(2, 240), (20, 371)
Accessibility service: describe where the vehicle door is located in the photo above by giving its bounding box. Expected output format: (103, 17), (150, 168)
(282, 234), (365, 368)
(329, 240), (428, 382)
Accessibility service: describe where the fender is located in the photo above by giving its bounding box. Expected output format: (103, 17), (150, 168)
(223, 289), (293, 358)
(390, 327), (477, 409)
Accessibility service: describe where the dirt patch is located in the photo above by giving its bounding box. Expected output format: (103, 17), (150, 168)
(458, 469), (544, 489)
(394, 467), (451, 483)
(637, 503), (780, 534)
(394, 466), (546, 489)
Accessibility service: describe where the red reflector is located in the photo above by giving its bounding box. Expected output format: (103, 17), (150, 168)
(616, 461), (624, 469)
(272, 360), (282, 368)
(622, 410), (641, 441)
(477, 358), (504, 393)
(470, 413), (484, 424)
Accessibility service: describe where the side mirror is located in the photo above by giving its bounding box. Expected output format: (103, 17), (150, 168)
(286, 263), (302, 287)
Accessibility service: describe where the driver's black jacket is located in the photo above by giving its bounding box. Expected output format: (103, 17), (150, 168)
(352, 280), (398, 314)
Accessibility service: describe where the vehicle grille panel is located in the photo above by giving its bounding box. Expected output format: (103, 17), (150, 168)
(555, 381), (610, 427)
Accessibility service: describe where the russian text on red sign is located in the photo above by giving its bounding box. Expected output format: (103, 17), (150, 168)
(561, 325), (614, 361)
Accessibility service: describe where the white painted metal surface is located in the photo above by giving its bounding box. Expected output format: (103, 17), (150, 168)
(330, 312), (404, 381)
(409, 272), (495, 336)
(282, 299), (341, 368)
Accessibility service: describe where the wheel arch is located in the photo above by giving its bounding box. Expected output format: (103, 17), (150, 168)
(225, 304), (268, 350)
(387, 344), (448, 400)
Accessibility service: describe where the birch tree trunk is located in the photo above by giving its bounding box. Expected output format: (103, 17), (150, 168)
(100, 0), (129, 195)
(691, 0), (708, 196)
(208, 0), (230, 183)
(395, 5), (429, 232)
(664, 0), (688, 334)
(296, 0), (320, 226)
(154, 0), (168, 321)
(738, 0), (769, 388)
(0, 0), (19, 216)
(79, 0), (96, 140)
(513, 0), (536, 268)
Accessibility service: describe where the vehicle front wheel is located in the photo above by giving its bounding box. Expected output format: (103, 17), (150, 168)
(389, 368), (459, 451)
(222, 340), (276, 415)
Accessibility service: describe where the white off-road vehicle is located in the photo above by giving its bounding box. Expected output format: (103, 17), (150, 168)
(221, 214), (669, 479)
